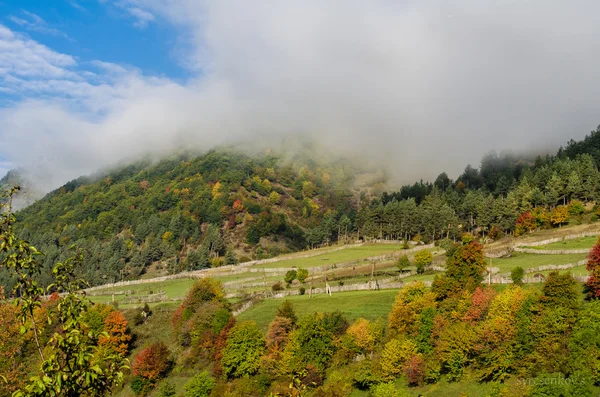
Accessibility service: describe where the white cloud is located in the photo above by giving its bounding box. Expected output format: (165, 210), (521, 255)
(109, 1), (156, 28)
(4, 1), (600, 191)
(8, 10), (71, 39)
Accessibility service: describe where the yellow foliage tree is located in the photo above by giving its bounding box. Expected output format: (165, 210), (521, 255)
(379, 337), (417, 380)
(346, 318), (382, 353)
(269, 191), (281, 205)
(212, 181), (222, 199)
(550, 205), (569, 226)
(388, 281), (437, 336)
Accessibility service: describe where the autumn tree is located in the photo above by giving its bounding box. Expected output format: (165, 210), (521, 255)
(184, 372), (215, 397)
(379, 337), (417, 380)
(345, 318), (383, 354)
(132, 341), (172, 382)
(414, 250), (432, 274)
(388, 282), (436, 336)
(297, 268), (309, 283)
(586, 238), (600, 299)
(550, 205), (569, 227)
(99, 310), (131, 357)
(266, 316), (295, 350)
(432, 240), (487, 299)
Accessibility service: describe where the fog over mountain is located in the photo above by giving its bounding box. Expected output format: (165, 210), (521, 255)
(2, 0), (600, 191)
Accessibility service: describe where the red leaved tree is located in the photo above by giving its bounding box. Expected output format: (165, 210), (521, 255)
(586, 237), (600, 298)
(132, 341), (172, 382)
(462, 286), (496, 323)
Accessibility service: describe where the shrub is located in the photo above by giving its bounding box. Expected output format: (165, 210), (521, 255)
(184, 371), (216, 397)
(511, 266), (525, 286)
(132, 341), (172, 382)
(569, 200), (585, 215)
(397, 255), (410, 272)
(277, 300), (298, 325)
(370, 382), (409, 397)
(158, 381), (176, 397)
(488, 225), (502, 240)
(130, 376), (151, 395)
(299, 287), (306, 295)
(297, 268), (309, 283)
(414, 250), (432, 274)
(272, 281), (284, 292)
(284, 269), (298, 285)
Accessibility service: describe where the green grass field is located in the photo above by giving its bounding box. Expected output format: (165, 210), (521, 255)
(524, 236), (597, 250)
(88, 278), (196, 307)
(251, 244), (437, 269)
(490, 251), (586, 272)
(237, 289), (398, 331)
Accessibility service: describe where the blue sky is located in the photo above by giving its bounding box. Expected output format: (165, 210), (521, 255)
(1, 0), (189, 92)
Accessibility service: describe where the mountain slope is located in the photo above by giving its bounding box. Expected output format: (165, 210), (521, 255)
(4, 147), (371, 288)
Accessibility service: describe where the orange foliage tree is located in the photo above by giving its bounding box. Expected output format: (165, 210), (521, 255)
(99, 311), (131, 356)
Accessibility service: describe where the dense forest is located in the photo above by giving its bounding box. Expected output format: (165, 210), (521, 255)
(4, 125), (600, 290)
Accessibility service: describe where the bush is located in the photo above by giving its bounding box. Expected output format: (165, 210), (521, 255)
(158, 381), (176, 397)
(272, 281), (284, 292)
(488, 225), (502, 240)
(370, 382), (409, 397)
(414, 250), (433, 271)
(297, 268), (309, 283)
(397, 255), (410, 272)
(511, 266), (525, 286)
(130, 376), (152, 395)
(277, 300), (298, 324)
(299, 287), (306, 295)
(569, 200), (585, 215)
(184, 371), (216, 397)
(284, 269), (298, 285)
(132, 341), (172, 382)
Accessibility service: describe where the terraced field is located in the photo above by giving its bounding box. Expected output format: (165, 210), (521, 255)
(237, 289), (398, 331)
(490, 251), (587, 272)
(524, 235), (597, 250)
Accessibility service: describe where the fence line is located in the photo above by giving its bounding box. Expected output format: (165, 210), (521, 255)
(514, 247), (590, 255)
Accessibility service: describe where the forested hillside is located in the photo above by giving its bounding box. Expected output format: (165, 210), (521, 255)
(3, 147), (368, 289)
(357, 125), (600, 242)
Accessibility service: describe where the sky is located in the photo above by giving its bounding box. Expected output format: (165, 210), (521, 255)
(2, 0), (600, 191)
